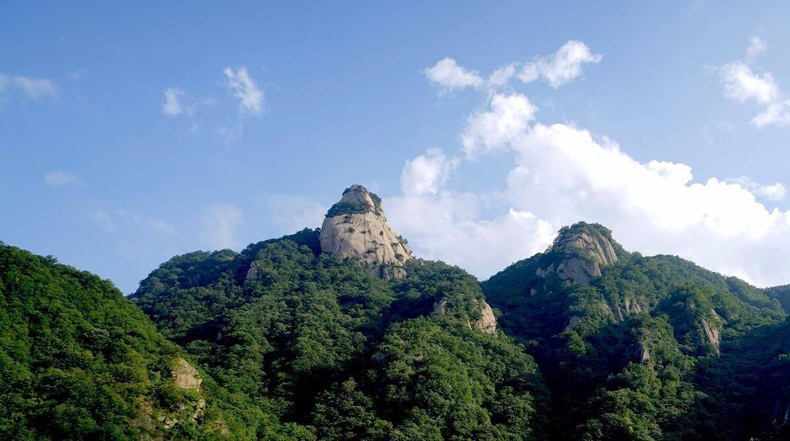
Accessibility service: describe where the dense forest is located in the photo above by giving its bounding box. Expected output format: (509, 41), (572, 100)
(2, 200), (790, 440)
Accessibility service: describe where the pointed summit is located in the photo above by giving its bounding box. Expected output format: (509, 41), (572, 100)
(319, 185), (412, 279)
(539, 222), (623, 284)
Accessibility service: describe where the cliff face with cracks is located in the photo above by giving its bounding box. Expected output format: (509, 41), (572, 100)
(319, 185), (412, 279)
(538, 223), (621, 284)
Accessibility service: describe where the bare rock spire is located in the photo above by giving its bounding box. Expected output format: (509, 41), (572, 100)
(319, 184), (412, 279)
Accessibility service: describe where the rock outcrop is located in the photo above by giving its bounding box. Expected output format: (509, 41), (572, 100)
(320, 185), (412, 279)
(564, 315), (582, 332)
(536, 222), (621, 284)
(476, 300), (497, 335)
(172, 357), (202, 390)
(432, 297), (498, 336)
(701, 318), (721, 354)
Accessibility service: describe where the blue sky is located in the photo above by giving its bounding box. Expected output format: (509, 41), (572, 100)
(3, 1), (790, 293)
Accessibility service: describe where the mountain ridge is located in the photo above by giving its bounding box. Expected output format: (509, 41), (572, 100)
(3, 185), (790, 440)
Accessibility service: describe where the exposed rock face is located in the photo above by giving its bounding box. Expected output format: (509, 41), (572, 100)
(320, 185), (412, 279)
(172, 357), (202, 390)
(432, 297), (448, 315)
(564, 315), (582, 332)
(536, 223), (620, 284)
(625, 298), (643, 315)
(640, 345), (651, 364)
(431, 297), (498, 336)
(476, 301), (497, 335)
(701, 318), (721, 354)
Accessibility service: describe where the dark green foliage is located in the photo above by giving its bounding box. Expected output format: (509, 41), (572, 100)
(326, 201), (370, 218)
(7, 219), (790, 440)
(132, 234), (548, 440)
(483, 229), (788, 441)
(0, 244), (291, 440)
(765, 284), (790, 313)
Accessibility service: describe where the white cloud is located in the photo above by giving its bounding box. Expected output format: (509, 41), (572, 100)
(718, 37), (790, 128)
(423, 57), (484, 94)
(162, 87), (185, 116)
(223, 67), (264, 116)
(461, 94), (537, 157)
(401, 148), (459, 196)
(266, 195), (326, 233)
(424, 41), (601, 96)
(520, 40), (602, 88)
(200, 204), (244, 250)
(389, 91), (790, 287)
(386, 191), (556, 278)
(44, 170), (80, 187)
(756, 183), (787, 201)
(746, 36), (766, 61)
(718, 61), (778, 104)
(487, 64), (517, 88)
(728, 177), (787, 201)
(752, 100), (790, 127)
(0, 73), (56, 99)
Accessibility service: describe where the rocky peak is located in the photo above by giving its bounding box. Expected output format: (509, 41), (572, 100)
(537, 222), (622, 284)
(319, 185), (412, 279)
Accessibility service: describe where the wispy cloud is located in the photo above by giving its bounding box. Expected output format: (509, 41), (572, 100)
(718, 37), (790, 128)
(44, 170), (80, 187)
(162, 87), (186, 116)
(89, 208), (176, 235)
(224, 67), (264, 116)
(728, 177), (786, 201)
(88, 208), (118, 232)
(0, 73), (56, 100)
(266, 195), (327, 233)
(200, 204), (243, 250)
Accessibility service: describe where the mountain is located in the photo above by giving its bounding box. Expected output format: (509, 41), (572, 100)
(3, 185), (790, 440)
(483, 221), (788, 440)
(0, 243), (298, 440)
(130, 186), (548, 440)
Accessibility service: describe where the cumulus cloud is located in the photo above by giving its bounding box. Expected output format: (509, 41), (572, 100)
(424, 41), (601, 96)
(200, 204), (244, 250)
(423, 57), (484, 94)
(44, 170), (80, 187)
(387, 91), (790, 287)
(0, 73), (56, 99)
(461, 94), (537, 157)
(224, 67), (264, 116)
(401, 149), (459, 196)
(519, 40), (603, 88)
(718, 37), (789, 128)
